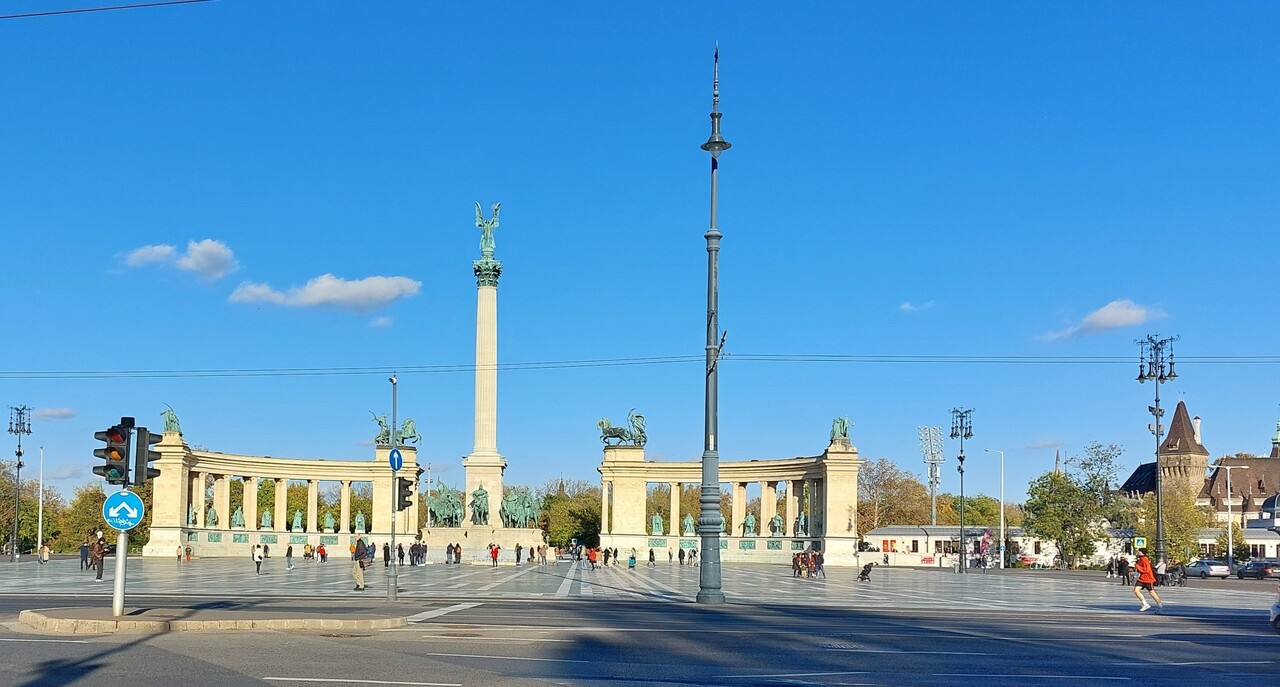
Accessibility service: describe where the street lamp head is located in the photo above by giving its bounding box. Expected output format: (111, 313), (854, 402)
(389, 375), (397, 385)
(1137, 364), (1146, 383)
(1166, 361), (1177, 380)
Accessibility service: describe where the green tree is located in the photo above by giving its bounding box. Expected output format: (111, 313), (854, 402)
(58, 483), (109, 549)
(1023, 471), (1103, 568)
(539, 479), (600, 547)
(1137, 490), (1209, 564)
(1067, 442), (1133, 527)
(1214, 520), (1251, 562)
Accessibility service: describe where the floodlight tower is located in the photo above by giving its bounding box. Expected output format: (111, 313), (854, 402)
(917, 426), (944, 526)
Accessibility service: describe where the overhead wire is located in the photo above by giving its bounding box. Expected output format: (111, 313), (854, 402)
(0, 0), (213, 20)
(0, 353), (1276, 380)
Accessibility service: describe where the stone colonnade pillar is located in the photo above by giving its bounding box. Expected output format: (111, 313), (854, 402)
(339, 480), (351, 533)
(274, 478), (288, 531)
(213, 475), (231, 528)
(306, 480), (319, 532)
(785, 478), (799, 536)
(193, 472), (206, 528)
(762, 481), (777, 535)
(243, 477), (258, 531)
(731, 483), (746, 535)
(600, 481), (611, 534)
(668, 482), (679, 536)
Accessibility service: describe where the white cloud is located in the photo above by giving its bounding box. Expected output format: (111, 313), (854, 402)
(33, 407), (76, 420)
(368, 316), (393, 328)
(46, 464), (87, 480)
(1025, 440), (1060, 450)
(1039, 299), (1166, 341)
(899, 300), (935, 313)
(230, 273), (421, 312)
(125, 244), (176, 266)
(176, 239), (239, 279)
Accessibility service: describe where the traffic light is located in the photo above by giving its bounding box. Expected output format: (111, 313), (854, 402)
(93, 424), (130, 485)
(133, 427), (162, 485)
(396, 476), (414, 512)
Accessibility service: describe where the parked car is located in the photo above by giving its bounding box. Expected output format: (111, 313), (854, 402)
(1236, 560), (1280, 580)
(1186, 559), (1230, 579)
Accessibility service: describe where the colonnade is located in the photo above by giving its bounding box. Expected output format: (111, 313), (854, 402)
(599, 477), (825, 538)
(186, 473), (373, 534)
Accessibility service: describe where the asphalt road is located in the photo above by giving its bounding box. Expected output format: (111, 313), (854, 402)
(3, 598), (1278, 687)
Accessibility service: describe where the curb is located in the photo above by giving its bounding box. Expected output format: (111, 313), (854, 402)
(18, 609), (407, 635)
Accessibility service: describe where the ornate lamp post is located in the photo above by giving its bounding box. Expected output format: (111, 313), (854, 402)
(696, 46), (730, 605)
(950, 408), (973, 572)
(1136, 334), (1178, 567)
(8, 405), (31, 562)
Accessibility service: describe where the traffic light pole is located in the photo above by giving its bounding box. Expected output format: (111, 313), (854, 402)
(388, 375), (398, 602)
(112, 529), (128, 616)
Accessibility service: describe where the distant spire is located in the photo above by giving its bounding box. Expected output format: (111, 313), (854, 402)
(1054, 449), (1061, 475)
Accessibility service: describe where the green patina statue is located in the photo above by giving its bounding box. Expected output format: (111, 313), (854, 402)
(206, 506), (218, 528)
(231, 506), (245, 528)
(830, 416), (852, 443)
(597, 409), (648, 447)
(291, 509), (303, 531)
(742, 511), (756, 536)
(400, 418), (422, 444)
(260, 510), (272, 528)
(323, 511), (335, 531)
(371, 412), (391, 445)
(354, 511), (366, 533)
(161, 405), (182, 434)
(475, 201), (501, 256)
(651, 512), (665, 536)
(682, 513), (695, 535)
(770, 513), (784, 536)
(470, 485), (490, 525)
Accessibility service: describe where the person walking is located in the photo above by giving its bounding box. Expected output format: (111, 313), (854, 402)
(1132, 548), (1163, 613)
(454, 543), (462, 564)
(383, 542), (391, 568)
(352, 538), (369, 591)
(515, 543), (523, 566)
(39, 543), (49, 565)
(397, 543), (405, 566)
(176, 545), (183, 563)
(185, 545), (193, 562)
(285, 544), (294, 571)
(1106, 556), (1116, 579)
(1118, 556), (1131, 585)
(1155, 558), (1167, 587)
(490, 544), (500, 567)
(91, 538), (106, 582)
(253, 545), (264, 574)
(318, 544), (328, 563)
(80, 540), (91, 571)
(678, 548), (686, 566)
(648, 548), (656, 567)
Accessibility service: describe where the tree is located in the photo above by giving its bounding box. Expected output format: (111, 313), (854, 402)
(58, 483), (108, 550)
(539, 479), (600, 547)
(1214, 520), (1251, 562)
(857, 458), (929, 535)
(1023, 471), (1103, 568)
(1067, 442), (1131, 527)
(1137, 490), (1209, 564)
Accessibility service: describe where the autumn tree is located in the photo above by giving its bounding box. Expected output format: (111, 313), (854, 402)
(1214, 520), (1250, 562)
(539, 479), (600, 547)
(857, 458), (929, 535)
(1137, 490), (1210, 564)
(1023, 471), (1103, 568)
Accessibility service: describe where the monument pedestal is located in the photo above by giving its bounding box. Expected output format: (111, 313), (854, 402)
(421, 525), (544, 564)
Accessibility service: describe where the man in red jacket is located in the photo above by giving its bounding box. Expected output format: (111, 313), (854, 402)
(1132, 548), (1163, 613)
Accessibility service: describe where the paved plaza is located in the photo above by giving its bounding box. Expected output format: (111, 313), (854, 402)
(2, 556), (1274, 617)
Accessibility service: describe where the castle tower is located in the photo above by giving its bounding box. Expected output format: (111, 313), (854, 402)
(1158, 400), (1209, 496)
(463, 203), (506, 521)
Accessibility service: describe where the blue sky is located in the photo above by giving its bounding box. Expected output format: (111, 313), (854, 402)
(2, 2), (1278, 502)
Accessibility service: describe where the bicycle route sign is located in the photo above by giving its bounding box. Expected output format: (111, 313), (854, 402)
(102, 490), (146, 531)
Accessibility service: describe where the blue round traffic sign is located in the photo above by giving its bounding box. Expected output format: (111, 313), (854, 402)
(103, 490), (146, 531)
(388, 448), (403, 472)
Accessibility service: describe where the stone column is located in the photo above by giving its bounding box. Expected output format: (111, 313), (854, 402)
(785, 479), (799, 537)
(601, 481), (611, 534)
(668, 482), (680, 536)
(213, 475), (231, 529)
(762, 481), (777, 536)
(193, 472), (206, 528)
(243, 477), (258, 531)
(339, 480), (351, 533)
(462, 256), (507, 516)
(306, 480), (319, 533)
(812, 479), (824, 537)
(731, 482), (746, 536)
(274, 478), (288, 532)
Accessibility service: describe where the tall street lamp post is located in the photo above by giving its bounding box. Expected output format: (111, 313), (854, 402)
(1215, 463), (1248, 572)
(950, 408), (973, 572)
(984, 448), (1005, 568)
(37, 446), (44, 556)
(8, 405), (31, 562)
(1136, 334), (1178, 567)
(696, 45), (730, 605)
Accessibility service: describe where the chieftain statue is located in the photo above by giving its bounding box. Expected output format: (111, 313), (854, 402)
(260, 510), (273, 529)
(682, 513), (696, 535)
(651, 512), (665, 536)
(206, 506), (218, 528)
(354, 511), (367, 533)
(742, 512), (756, 536)
(291, 509), (303, 531)
(323, 511), (335, 532)
(596, 409), (647, 447)
(427, 486), (463, 528)
(399, 418), (422, 444)
(770, 513), (784, 536)
(231, 506), (245, 529)
(470, 485), (490, 525)
(371, 412), (391, 446)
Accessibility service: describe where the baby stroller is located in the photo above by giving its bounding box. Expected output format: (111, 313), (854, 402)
(858, 562), (873, 582)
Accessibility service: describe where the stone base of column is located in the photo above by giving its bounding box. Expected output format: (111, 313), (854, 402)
(420, 526), (544, 564)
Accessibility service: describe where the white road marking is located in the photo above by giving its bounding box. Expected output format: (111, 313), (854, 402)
(718, 671), (870, 678)
(935, 675), (1128, 681)
(477, 564), (539, 591)
(264, 679), (459, 686)
(554, 564), (576, 598)
(419, 635), (570, 642)
(406, 602), (481, 623)
(833, 650), (993, 655)
(1104, 660), (1274, 666)
(416, 652), (587, 663)
(0, 638), (90, 644)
